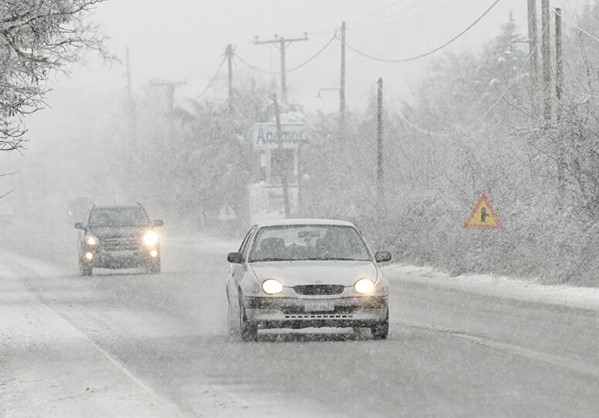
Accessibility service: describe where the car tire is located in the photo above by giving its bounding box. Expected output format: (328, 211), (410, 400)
(371, 309), (389, 340)
(239, 296), (258, 342)
(79, 261), (92, 277)
(352, 327), (366, 337)
(227, 299), (240, 337)
(146, 260), (161, 274)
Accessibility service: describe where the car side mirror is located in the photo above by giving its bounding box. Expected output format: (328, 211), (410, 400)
(153, 219), (164, 227)
(375, 251), (392, 263)
(74, 222), (84, 230)
(227, 252), (244, 264)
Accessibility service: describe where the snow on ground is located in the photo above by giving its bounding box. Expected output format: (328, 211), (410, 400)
(385, 264), (599, 312)
(166, 235), (240, 255)
(0, 254), (184, 418)
(0, 247), (340, 418)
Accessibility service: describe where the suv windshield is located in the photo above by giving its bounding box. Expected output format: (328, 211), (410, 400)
(88, 207), (149, 228)
(249, 225), (372, 262)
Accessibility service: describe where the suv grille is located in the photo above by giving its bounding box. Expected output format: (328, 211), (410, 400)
(294, 285), (345, 296)
(102, 237), (140, 251)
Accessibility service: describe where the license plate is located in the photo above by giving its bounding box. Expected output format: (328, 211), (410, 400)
(304, 301), (334, 312)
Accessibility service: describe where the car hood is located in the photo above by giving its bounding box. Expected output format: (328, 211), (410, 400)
(249, 260), (378, 286)
(88, 227), (146, 239)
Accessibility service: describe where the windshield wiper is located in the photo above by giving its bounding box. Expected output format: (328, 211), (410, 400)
(252, 257), (288, 262)
(317, 257), (361, 261)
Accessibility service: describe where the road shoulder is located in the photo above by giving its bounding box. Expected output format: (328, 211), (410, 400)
(0, 254), (184, 418)
(384, 264), (599, 312)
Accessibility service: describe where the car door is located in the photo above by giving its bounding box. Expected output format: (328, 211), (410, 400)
(227, 226), (256, 304)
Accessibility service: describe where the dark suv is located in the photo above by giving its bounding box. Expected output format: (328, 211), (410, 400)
(75, 204), (164, 276)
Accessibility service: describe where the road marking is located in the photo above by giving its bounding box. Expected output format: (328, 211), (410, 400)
(0, 250), (186, 417)
(400, 320), (599, 380)
(2, 249), (337, 417)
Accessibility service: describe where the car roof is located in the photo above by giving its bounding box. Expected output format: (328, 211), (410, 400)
(91, 204), (145, 210)
(254, 218), (356, 228)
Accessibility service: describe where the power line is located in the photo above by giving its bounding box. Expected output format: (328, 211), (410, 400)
(194, 56), (226, 100)
(562, 17), (599, 44)
(254, 34), (310, 103)
(288, 35), (336, 72)
(348, 0), (437, 32)
(302, 0), (414, 37)
(348, 0), (415, 26)
(234, 35), (336, 75)
(393, 110), (460, 137)
(349, 0), (469, 33)
(391, 40), (540, 138)
(234, 53), (278, 75)
(345, 0), (502, 63)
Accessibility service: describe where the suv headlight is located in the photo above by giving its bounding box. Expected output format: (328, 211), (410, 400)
(86, 236), (97, 246)
(143, 230), (159, 247)
(262, 279), (283, 294)
(354, 278), (375, 294)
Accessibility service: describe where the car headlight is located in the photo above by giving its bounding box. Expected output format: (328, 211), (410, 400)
(262, 279), (283, 294)
(86, 236), (97, 246)
(143, 230), (160, 247)
(354, 278), (375, 294)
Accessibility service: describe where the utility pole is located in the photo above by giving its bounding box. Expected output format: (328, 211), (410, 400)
(556, 7), (565, 207)
(541, 0), (552, 123)
(376, 77), (384, 222)
(527, 0), (539, 111)
(255, 33), (309, 103)
(125, 47), (136, 161)
(272, 93), (291, 218)
(225, 44), (234, 113)
(555, 8), (563, 110)
(339, 21), (347, 135)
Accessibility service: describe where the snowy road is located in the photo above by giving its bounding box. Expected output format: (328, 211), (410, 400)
(2, 231), (599, 417)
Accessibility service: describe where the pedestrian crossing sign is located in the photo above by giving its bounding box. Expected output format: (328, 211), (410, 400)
(463, 193), (501, 230)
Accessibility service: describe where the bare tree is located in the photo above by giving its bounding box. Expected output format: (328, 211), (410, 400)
(0, 0), (108, 152)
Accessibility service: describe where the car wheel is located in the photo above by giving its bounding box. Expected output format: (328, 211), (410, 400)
(227, 299), (240, 337)
(146, 260), (161, 274)
(79, 261), (92, 277)
(239, 296), (258, 342)
(352, 327), (366, 337)
(371, 309), (389, 340)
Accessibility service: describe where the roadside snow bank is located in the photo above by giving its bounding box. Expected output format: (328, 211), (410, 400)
(384, 264), (599, 312)
(0, 255), (184, 418)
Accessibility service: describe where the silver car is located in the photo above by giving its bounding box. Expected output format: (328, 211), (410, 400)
(226, 219), (391, 341)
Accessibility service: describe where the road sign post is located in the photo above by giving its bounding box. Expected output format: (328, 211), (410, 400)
(464, 193), (501, 268)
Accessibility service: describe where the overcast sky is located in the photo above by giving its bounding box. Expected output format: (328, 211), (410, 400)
(31, 0), (584, 116)
(55, 0), (581, 112)
(2, 0), (587, 189)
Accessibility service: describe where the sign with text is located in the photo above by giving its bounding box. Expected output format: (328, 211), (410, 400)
(252, 123), (306, 148)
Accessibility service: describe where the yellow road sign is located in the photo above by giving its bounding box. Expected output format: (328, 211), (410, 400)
(463, 193), (501, 230)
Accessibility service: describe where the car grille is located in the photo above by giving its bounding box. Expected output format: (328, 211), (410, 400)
(282, 305), (358, 315)
(102, 237), (140, 251)
(284, 314), (355, 320)
(294, 285), (345, 296)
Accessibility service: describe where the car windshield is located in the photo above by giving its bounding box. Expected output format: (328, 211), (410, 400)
(88, 207), (149, 228)
(249, 224), (372, 262)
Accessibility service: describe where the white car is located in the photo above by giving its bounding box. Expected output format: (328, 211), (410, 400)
(226, 219), (391, 341)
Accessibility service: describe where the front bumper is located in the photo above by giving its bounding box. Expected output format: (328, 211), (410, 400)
(81, 249), (158, 269)
(243, 296), (388, 329)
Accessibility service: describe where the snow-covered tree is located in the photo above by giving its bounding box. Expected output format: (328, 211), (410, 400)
(0, 0), (107, 152)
